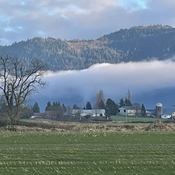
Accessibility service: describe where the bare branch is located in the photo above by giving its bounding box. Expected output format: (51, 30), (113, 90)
(0, 54), (47, 124)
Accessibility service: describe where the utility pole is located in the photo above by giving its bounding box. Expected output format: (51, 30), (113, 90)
(125, 110), (128, 122)
(172, 105), (175, 122)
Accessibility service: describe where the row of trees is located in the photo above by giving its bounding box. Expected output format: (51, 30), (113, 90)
(29, 89), (147, 120)
(28, 89), (147, 121)
(45, 101), (67, 118)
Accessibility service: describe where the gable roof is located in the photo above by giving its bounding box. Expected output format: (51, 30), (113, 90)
(72, 109), (105, 114)
(119, 106), (135, 110)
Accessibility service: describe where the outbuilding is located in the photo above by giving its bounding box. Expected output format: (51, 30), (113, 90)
(118, 106), (136, 116)
(72, 109), (105, 117)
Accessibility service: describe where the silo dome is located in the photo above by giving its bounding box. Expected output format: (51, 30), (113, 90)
(156, 103), (163, 107)
(155, 103), (163, 118)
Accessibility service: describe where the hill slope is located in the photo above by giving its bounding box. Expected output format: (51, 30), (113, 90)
(1, 25), (175, 71)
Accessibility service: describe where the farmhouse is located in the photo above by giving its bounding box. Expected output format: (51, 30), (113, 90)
(118, 106), (136, 116)
(72, 109), (105, 117)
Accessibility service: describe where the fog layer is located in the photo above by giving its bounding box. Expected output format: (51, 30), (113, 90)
(30, 60), (175, 111)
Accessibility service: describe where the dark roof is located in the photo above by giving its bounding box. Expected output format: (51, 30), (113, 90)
(120, 106), (135, 110)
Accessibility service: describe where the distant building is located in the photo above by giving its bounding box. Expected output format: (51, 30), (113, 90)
(146, 109), (155, 117)
(155, 103), (163, 118)
(146, 103), (175, 119)
(72, 109), (105, 117)
(118, 106), (136, 116)
(30, 113), (45, 119)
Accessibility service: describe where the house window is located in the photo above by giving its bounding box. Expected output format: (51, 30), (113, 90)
(118, 110), (120, 112)
(124, 110), (126, 112)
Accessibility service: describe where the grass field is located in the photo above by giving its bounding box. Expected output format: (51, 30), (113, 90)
(111, 115), (168, 122)
(0, 131), (175, 174)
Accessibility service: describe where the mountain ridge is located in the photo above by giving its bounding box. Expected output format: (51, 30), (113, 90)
(1, 24), (175, 71)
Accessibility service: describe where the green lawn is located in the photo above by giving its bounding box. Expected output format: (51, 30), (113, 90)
(111, 115), (167, 122)
(0, 131), (175, 174)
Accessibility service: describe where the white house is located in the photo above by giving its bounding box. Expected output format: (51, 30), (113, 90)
(72, 109), (105, 117)
(118, 106), (136, 116)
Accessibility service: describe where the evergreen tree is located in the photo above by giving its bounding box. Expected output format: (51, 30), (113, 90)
(45, 101), (65, 117)
(20, 105), (33, 119)
(141, 104), (147, 117)
(119, 98), (125, 107)
(124, 98), (132, 106)
(86, 102), (92, 109)
(73, 104), (79, 109)
(45, 101), (51, 111)
(106, 98), (118, 115)
(32, 102), (40, 113)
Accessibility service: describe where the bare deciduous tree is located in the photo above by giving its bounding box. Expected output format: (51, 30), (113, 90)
(95, 89), (105, 108)
(0, 54), (47, 124)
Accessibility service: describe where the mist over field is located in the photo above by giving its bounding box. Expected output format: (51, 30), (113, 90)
(29, 60), (175, 111)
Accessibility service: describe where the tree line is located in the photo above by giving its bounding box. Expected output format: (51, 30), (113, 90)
(31, 89), (147, 120)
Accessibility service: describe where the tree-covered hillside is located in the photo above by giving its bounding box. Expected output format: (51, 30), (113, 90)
(0, 25), (175, 71)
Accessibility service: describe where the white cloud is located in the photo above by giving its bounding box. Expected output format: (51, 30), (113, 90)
(30, 60), (175, 110)
(0, 0), (175, 45)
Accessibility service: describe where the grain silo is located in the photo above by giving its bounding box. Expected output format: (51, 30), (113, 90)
(155, 103), (163, 118)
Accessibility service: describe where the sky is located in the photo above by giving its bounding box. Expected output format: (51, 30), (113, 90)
(1, 0), (175, 45)
(1, 0), (175, 111)
(29, 60), (175, 111)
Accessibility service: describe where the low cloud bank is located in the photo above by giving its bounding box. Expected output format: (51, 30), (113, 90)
(30, 60), (175, 111)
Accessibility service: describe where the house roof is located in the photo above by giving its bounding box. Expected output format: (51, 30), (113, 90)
(72, 109), (105, 114)
(119, 106), (135, 110)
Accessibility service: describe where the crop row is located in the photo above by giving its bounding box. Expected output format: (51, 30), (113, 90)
(0, 132), (175, 174)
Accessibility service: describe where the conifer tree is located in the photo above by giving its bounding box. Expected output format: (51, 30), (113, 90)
(45, 101), (51, 111)
(141, 104), (146, 117)
(119, 98), (125, 107)
(125, 98), (132, 106)
(32, 102), (40, 113)
(106, 98), (118, 115)
(86, 102), (92, 109)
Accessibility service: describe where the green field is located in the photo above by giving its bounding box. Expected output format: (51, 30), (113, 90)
(0, 131), (175, 174)
(111, 115), (167, 122)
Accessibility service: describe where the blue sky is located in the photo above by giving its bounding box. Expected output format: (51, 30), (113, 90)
(0, 0), (175, 45)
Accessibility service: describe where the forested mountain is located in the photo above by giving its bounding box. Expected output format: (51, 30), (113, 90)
(1, 25), (175, 71)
